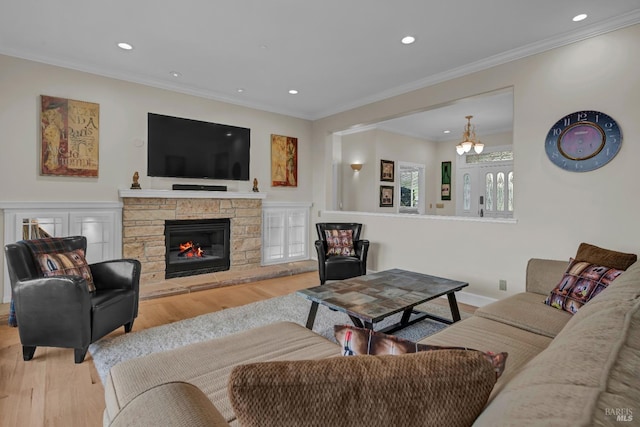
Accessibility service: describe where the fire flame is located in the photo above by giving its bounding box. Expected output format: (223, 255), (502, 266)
(179, 241), (204, 257)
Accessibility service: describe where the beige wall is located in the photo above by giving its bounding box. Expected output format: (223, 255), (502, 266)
(340, 130), (375, 212)
(341, 127), (514, 216)
(312, 24), (640, 300)
(0, 54), (312, 299)
(3, 24), (640, 304)
(341, 129), (437, 213)
(0, 55), (312, 201)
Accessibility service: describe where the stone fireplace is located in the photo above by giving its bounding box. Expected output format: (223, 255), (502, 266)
(119, 190), (265, 286)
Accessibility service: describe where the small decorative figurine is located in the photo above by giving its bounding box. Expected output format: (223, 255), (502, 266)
(131, 171), (141, 189)
(252, 178), (259, 192)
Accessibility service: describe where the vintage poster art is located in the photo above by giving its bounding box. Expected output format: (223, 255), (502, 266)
(41, 95), (99, 177)
(441, 161), (451, 200)
(271, 134), (297, 187)
(379, 185), (394, 207)
(380, 159), (394, 182)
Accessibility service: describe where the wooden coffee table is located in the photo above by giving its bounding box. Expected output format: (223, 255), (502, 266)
(297, 268), (468, 334)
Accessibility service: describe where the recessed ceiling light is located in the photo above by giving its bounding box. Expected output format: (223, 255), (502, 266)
(288, 89), (299, 95)
(573, 13), (587, 22)
(169, 71), (182, 78)
(401, 36), (416, 45)
(443, 130), (451, 134)
(237, 88), (245, 93)
(117, 42), (133, 50)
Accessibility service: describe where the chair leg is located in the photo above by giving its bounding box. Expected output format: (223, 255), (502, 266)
(124, 321), (134, 333)
(74, 347), (88, 364)
(23, 346), (36, 361)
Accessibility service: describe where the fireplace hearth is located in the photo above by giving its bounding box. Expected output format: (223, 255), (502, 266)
(165, 218), (230, 279)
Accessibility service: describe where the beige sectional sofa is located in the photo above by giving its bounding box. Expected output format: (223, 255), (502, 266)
(104, 255), (640, 426)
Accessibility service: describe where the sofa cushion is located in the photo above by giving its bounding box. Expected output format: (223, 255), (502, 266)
(525, 258), (571, 295)
(544, 259), (623, 314)
(104, 321), (339, 426)
(229, 349), (497, 427)
(476, 292), (572, 338)
(419, 315), (552, 400)
(575, 242), (637, 270)
(324, 229), (356, 256)
(35, 249), (96, 292)
(334, 324), (507, 378)
(474, 261), (640, 426)
(109, 382), (229, 427)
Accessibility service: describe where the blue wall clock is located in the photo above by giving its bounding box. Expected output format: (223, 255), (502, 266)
(545, 110), (622, 172)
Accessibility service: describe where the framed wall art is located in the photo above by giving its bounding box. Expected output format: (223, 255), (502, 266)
(380, 159), (394, 182)
(379, 185), (394, 207)
(271, 134), (298, 187)
(41, 95), (99, 177)
(441, 161), (451, 200)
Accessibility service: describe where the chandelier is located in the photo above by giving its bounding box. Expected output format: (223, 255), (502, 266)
(455, 115), (484, 155)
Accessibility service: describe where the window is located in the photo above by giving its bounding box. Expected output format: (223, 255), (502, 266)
(508, 172), (514, 212)
(398, 162), (425, 214)
(483, 170), (513, 217)
(485, 173), (494, 211)
(463, 173), (471, 211)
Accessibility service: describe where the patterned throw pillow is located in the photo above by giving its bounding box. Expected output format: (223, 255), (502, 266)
(544, 258), (623, 314)
(334, 324), (508, 378)
(324, 229), (356, 257)
(35, 249), (96, 292)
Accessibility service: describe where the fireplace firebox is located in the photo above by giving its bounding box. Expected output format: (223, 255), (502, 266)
(164, 218), (230, 279)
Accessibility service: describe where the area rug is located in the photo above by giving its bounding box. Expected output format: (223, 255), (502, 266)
(89, 293), (467, 384)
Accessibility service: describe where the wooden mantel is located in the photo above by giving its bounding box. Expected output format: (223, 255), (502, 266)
(118, 189), (266, 199)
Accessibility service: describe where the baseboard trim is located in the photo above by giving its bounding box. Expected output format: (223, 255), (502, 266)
(454, 291), (497, 308)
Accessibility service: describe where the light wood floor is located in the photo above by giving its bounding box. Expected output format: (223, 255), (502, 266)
(0, 271), (476, 427)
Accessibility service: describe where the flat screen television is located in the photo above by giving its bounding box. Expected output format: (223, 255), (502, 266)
(147, 113), (250, 181)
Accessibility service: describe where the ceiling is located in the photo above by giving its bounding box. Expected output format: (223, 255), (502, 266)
(2, 1), (639, 131)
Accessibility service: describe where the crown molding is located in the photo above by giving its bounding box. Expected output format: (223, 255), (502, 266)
(2, 9), (639, 122)
(0, 47), (315, 120)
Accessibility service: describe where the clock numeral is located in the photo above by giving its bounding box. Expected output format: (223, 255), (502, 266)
(594, 114), (600, 123)
(604, 122), (614, 129)
(552, 128), (562, 136)
(577, 112), (588, 121)
(563, 117), (571, 126)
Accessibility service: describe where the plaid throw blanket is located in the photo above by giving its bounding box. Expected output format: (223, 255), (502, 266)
(8, 238), (70, 327)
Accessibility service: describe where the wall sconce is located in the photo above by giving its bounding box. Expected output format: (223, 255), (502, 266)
(350, 163), (363, 172)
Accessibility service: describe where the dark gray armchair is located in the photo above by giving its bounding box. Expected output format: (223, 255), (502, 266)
(315, 223), (369, 284)
(5, 236), (141, 363)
